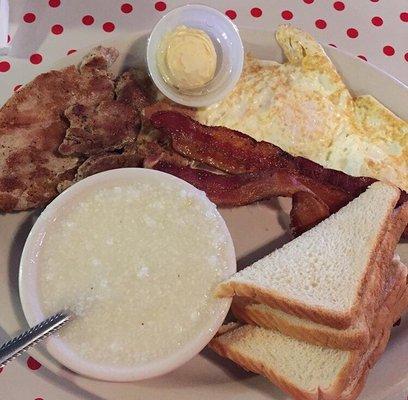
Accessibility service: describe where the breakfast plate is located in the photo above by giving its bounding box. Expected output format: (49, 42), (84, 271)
(0, 27), (407, 400)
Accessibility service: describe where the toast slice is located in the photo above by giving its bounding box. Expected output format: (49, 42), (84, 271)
(231, 258), (405, 351)
(232, 298), (367, 351)
(216, 182), (402, 329)
(210, 262), (408, 400)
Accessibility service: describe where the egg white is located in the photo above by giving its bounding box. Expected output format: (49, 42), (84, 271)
(195, 26), (407, 191)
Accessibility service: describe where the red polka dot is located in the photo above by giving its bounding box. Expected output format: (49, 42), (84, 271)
(14, 84), (22, 92)
(82, 15), (94, 26)
(250, 7), (263, 18)
(30, 53), (43, 65)
(7, 34), (10, 43)
(49, 0), (60, 7)
(34, 398), (44, 400)
(371, 16), (383, 26)
(400, 12), (408, 22)
(370, 0), (379, 2)
(67, 49), (77, 55)
(328, 43), (337, 47)
(121, 3), (133, 13)
(383, 45), (395, 56)
(23, 13), (36, 23)
(303, 0), (314, 3)
(281, 10), (293, 20)
(404, 52), (408, 62)
(333, 1), (345, 11)
(0, 61), (10, 72)
(315, 19), (327, 29)
(155, 2), (166, 11)
(347, 28), (359, 38)
(225, 9), (237, 20)
(358, 55), (367, 61)
(51, 24), (63, 35)
(27, 356), (42, 370)
(0, 366), (3, 373)
(102, 22), (115, 33)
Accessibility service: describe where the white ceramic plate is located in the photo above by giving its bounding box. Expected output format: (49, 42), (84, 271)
(0, 28), (407, 400)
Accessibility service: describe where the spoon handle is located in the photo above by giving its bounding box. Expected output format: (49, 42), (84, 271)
(0, 310), (73, 368)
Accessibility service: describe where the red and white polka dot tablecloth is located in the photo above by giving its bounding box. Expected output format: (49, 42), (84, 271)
(0, 1), (407, 399)
(0, 0), (407, 94)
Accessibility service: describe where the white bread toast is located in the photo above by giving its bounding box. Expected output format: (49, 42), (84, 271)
(216, 182), (403, 329)
(210, 260), (408, 400)
(232, 296), (369, 350)
(231, 256), (406, 351)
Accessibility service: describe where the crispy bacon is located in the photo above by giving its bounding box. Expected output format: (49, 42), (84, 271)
(148, 161), (291, 206)
(147, 160), (350, 213)
(290, 192), (330, 236)
(292, 157), (375, 198)
(145, 110), (407, 236)
(149, 111), (378, 196)
(149, 111), (365, 210)
(150, 110), (293, 174)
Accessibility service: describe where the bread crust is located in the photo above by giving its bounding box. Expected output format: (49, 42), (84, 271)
(216, 281), (354, 329)
(339, 271), (408, 400)
(338, 373), (368, 400)
(341, 265), (407, 396)
(350, 202), (408, 332)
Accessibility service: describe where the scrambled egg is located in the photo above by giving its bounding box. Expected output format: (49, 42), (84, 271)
(196, 26), (407, 191)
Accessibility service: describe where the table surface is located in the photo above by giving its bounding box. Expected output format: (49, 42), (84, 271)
(0, 1), (407, 400)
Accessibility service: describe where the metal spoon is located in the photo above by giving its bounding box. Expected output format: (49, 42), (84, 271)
(0, 310), (73, 368)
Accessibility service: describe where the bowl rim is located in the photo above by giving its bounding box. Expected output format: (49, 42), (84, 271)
(146, 4), (244, 107)
(19, 168), (236, 382)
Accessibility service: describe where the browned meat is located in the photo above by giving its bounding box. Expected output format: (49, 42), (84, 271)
(140, 140), (191, 168)
(59, 101), (140, 156)
(57, 69), (152, 182)
(115, 70), (150, 112)
(0, 46), (119, 211)
(59, 68), (150, 158)
(76, 150), (143, 181)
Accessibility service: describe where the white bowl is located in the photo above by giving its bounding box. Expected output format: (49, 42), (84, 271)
(146, 4), (244, 107)
(19, 168), (236, 382)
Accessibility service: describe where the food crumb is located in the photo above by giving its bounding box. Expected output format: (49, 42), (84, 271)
(137, 266), (150, 278)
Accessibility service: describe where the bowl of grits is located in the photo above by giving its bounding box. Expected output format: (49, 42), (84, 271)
(19, 168), (236, 381)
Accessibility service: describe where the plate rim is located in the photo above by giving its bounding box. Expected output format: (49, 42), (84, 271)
(1, 26), (407, 400)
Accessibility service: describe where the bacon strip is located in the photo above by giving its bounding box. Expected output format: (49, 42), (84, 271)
(290, 192), (330, 236)
(145, 110), (407, 236)
(148, 161), (290, 206)
(149, 111), (364, 209)
(292, 157), (375, 198)
(150, 111), (293, 174)
(149, 111), (378, 196)
(148, 160), (350, 211)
